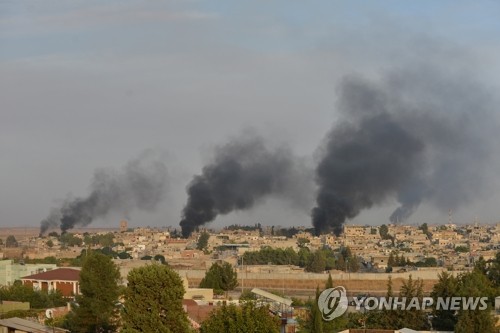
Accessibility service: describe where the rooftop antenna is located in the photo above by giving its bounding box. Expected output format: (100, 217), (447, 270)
(448, 209), (452, 225)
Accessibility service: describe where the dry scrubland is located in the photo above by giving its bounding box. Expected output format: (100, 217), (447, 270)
(188, 277), (438, 296)
(182, 268), (443, 297)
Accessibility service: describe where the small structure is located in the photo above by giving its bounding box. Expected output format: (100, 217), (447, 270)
(0, 301), (30, 313)
(0, 317), (68, 333)
(21, 268), (80, 298)
(120, 220), (128, 233)
(182, 299), (215, 329)
(251, 288), (296, 333)
(182, 277), (213, 301)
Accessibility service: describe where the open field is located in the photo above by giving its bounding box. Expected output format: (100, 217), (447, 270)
(179, 268), (447, 298)
(188, 277), (438, 298)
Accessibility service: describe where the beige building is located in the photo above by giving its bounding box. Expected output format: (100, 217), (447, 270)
(182, 277), (213, 301)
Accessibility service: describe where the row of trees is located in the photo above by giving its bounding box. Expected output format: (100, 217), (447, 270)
(47, 232), (116, 248)
(140, 254), (167, 264)
(386, 252), (438, 269)
(58, 252), (279, 333)
(59, 253), (191, 332)
(196, 231), (210, 251)
(199, 262), (238, 296)
(241, 246), (361, 273)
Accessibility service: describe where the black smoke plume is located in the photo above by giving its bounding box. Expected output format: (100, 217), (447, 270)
(312, 66), (497, 235)
(40, 151), (168, 234)
(180, 135), (308, 237)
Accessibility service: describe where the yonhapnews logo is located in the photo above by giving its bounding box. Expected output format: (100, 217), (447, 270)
(318, 286), (490, 321)
(317, 286), (349, 320)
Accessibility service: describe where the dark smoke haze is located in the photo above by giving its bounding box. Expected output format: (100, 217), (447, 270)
(312, 66), (497, 235)
(180, 135), (310, 237)
(40, 151), (168, 234)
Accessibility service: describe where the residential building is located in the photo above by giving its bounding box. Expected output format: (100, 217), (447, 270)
(21, 268), (80, 298)
(0, 260), (57, 286)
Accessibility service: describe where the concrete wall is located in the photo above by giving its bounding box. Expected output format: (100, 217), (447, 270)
(185, 288), (214, 300)
(177, 267), (451, 281)
(0, 301), (30, 314)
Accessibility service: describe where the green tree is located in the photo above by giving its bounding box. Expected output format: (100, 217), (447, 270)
(455, 245), (469, 253)
(336, 255), (346, 271)
(67, 252), (121, 333)
(46, 240), (54, 248)
(200, 302), (280, 333)
(154, 254), (167, 264)
(239, 289), (257, 301)
(454, 270), (497, 333)
(320, 249), (335, 270)
(474, 256), (488, 275)
(455, 309), (495, 333)
(122, 264), (191, 333)
(387, 252), (395, 267)
(380, 275), (398, 328)
(199, 262), (238, 296)
(398, 275), (429, 330)
(379, 224), (389, 239)
(325, 273), (334, 289)
(335, 247), (360, 273)
(89, 233), (114, 247)
(306, 250), (326, 273)
(297, 237), (310, 248)
(488, 253), (500, 288)
(196, 231), (210, 251)
(478, 252), (500, 288)
(431, 271), (458, 330)
(60, 233), (83, 247)
(0, 282), (65, 309)
(322, 274), (348, 332)
(5, 235), (18, 248)
(301, 286), (323, 333)
(417, 257), (437, 267)
(241, 247), (299, 266)
(418, 223), (432, 239)
(117, 251), (132, 259)
(297, 247), (311, 267)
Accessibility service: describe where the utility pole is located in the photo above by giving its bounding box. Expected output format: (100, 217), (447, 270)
(241, 256), (244, 293)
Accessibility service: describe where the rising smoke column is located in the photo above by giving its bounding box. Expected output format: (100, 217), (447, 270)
(312, 66), (496, 235)
(40, 151), (168, 234)
(180, 135), (307, 237)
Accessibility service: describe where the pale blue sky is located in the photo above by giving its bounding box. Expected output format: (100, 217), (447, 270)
(1, 1), (500, 229)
